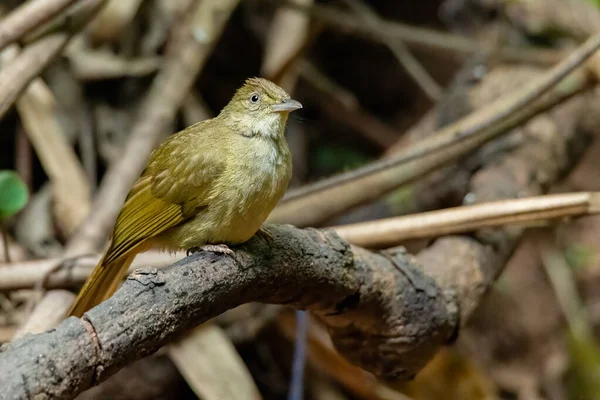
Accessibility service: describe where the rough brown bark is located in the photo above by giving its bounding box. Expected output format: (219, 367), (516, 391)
(0, 226), (458, 399)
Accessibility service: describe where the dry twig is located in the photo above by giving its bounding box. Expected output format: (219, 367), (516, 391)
(65, 41), (161, 80)
(0, 251), (182, 291)
(333, 192), (600, 248)
(169, 325), (263, 400)
(0, 0), (78, 52)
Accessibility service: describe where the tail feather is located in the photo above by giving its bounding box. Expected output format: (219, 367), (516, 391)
(68, 254), (135, 318)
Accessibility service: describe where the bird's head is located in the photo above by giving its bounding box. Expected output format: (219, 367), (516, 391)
(219, 77), (303, 138)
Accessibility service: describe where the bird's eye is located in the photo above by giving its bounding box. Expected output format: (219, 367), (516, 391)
(250, 93), (260, 103)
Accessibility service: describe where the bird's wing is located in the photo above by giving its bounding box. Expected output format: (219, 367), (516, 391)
(103, 123), (225, 264)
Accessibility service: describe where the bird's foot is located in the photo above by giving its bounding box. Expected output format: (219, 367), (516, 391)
(187, 244), (234, 257)
(256, 226), (274, 245)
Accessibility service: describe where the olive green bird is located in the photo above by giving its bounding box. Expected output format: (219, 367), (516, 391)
(68, 78), (302, 318)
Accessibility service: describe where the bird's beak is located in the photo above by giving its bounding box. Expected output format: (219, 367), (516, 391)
(272, 99), (303, 113)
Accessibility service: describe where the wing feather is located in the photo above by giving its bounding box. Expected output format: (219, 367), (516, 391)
(103, 122), (224, 264)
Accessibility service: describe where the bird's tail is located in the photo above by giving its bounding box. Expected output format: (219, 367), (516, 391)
(67, 253), (135, 318)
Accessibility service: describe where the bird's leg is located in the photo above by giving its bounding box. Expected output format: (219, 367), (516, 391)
(256, 226), (274, 245)
(187, 243), (234, 257)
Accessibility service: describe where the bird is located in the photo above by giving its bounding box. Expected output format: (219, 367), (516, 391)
(68, 77), (302, 318)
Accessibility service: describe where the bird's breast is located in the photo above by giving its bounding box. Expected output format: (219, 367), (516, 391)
(208, 137), (291, 243)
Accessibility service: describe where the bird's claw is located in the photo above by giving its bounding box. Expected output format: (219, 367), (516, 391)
(187, 244), (234, 257)
(256, 226), (274, 245)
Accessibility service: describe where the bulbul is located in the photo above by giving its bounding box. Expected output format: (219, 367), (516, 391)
(68, 78), (302, 317)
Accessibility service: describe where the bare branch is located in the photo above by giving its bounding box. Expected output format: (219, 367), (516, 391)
(0, 251), (182, 291)
(0, 226), (458, 399)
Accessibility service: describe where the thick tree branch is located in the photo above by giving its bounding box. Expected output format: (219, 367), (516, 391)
(0, 226), (458, 399)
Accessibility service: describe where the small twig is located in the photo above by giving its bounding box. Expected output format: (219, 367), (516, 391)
(268, 31), (600, 227)
(3, 190), (600, 289)
(79, 99), (97, 193)
(332, 192), (600, 248)
(0, 0), (78, 52)
(0, 251), (182, 291)
(65, 41), (161, 80)
(342, 0), (442, 101)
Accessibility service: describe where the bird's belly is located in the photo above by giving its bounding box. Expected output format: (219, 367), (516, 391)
(211, 177), (286, 243)
(161, 170), (288, 249)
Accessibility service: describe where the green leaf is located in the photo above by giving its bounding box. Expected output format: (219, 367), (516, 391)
(0, 171), (28, 219)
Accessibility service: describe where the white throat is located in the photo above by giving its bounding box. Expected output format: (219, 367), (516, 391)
(253, 112), (284, 138)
